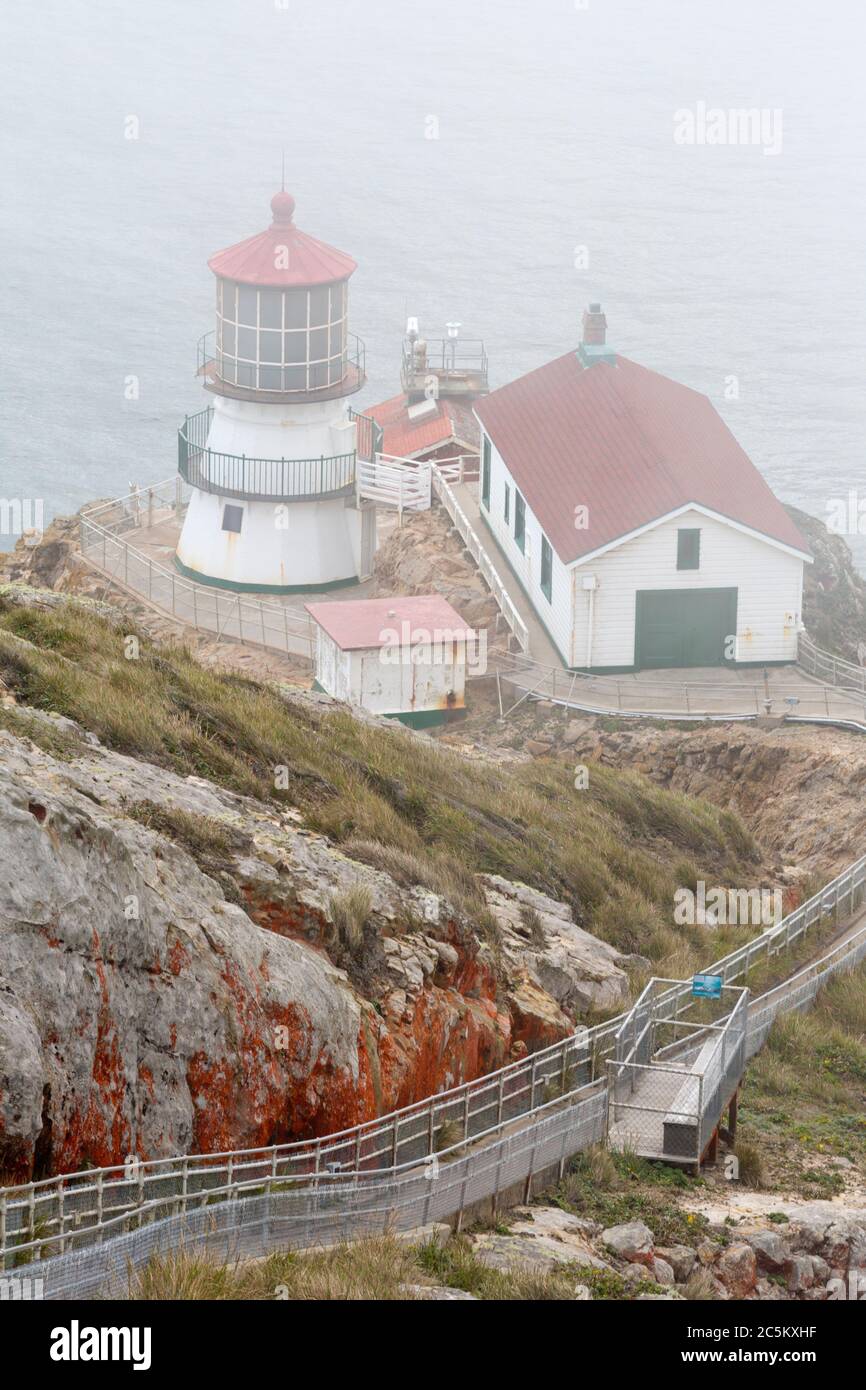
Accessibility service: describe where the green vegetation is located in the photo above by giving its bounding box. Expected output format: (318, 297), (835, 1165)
(126, 801), (251, 905)
(327, 884), (373, 958)
(552, 1146), (709, 1248)
(0, 702), (86, 760)
(736, 963), (866, 1194)
(128, 1233), (657, 1301)
(0, 595), (766, 987)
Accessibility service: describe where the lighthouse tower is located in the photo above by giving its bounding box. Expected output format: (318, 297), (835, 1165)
(175, 190), (374, 591)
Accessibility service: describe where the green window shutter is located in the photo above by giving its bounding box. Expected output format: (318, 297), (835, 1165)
(677, 528), (700, 570)
(481, 436), (491, 509)
(540, 535), (553, 602)
(515, 492), (526, 552)
(504, 483), (510, 524)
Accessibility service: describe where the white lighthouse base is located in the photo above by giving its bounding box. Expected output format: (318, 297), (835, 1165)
(175, 488), (371, 592)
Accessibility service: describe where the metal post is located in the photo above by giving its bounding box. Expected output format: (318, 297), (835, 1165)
(96, 1170), (104, 1245)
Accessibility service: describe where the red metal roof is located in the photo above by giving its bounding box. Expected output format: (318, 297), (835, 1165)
(474, 352), (811, 565)
(305, 595), (472, 651)
(208, 192), (357, 288)
(364, 392), (480, 460)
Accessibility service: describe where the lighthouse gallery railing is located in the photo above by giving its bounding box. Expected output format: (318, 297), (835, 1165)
(178, 407), (356, 503)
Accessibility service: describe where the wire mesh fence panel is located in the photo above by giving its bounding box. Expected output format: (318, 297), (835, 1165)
(3, 857), (866, 1274)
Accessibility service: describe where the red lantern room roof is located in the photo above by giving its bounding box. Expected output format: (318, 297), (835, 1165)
(207, 191), (357, 288)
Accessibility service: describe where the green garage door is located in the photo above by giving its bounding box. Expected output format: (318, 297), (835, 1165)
(635, 588), (738, 669)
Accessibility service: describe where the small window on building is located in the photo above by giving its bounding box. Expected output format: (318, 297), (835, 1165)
(540, 535), (553, 602)
(504, 483), (510, 524)
(677, 528), (700, 570)
(481, 435), (491, 510)
(515, 491), (526, 553)
(222, 504), (244, 534)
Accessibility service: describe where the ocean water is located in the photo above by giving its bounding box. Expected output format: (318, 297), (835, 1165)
(1, 0), (864, 567)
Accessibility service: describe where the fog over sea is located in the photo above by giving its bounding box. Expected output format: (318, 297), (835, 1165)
(1, 0), (864, 568)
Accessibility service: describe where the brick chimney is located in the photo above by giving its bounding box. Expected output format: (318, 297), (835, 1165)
(582, 303), (607, 346)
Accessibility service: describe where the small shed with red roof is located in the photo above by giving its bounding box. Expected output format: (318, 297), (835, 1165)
(305, 595), (480, 727)
(474, 306), (811, 671)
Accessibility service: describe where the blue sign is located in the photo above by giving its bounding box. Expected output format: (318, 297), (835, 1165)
(692, 973), (723, 999)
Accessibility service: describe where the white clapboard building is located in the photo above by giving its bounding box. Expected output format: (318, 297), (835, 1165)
(474, 306), (812, 671)
(305, 596), (474, 728)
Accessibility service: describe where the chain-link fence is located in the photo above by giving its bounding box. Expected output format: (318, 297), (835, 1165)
(6, 1088), (609, 1300)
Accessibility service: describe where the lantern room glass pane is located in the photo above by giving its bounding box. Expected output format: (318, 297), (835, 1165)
(309, 286), (329, 325)
(260, 330), (281, 363)
(309, 361), (328, 389)
(221, 322), (235, 356)
(259, 366), (282, 390)
(237, 327), (256, 360)
(260, 289), (282, 330)
(284, 330), (306, 363)
(309, 327), (328, 361)
(329, 322), (345, 357)
(237, 286), (257, 325)
(221, 282), (236, 320)
(283, 365), (306, 390)
(330, 282), (345, 320)
(284, 290), (307, 330)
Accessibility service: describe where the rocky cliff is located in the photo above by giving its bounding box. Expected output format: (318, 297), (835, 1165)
(5, 586), (732, 1182)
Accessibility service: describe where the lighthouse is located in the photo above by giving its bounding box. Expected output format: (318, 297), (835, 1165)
(175, 190), (375, 592)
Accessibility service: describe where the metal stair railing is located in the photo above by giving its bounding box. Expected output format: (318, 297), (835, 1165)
(798, 631), (866, 693)
(2, 851), (865, 1272)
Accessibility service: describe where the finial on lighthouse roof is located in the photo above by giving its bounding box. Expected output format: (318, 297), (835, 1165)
(270, 189), (296, 226)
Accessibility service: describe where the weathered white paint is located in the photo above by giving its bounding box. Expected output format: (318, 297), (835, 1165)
(573, 508), (804, 667)
(176, 394), (369, 589)
(481, 433), (805, 669)
(206, 393), (355, 466)
(177, 487), (363, 589)
(313, 628), (467, 718)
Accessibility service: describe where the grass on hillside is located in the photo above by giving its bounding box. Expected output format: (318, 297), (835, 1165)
(0, 595), (767, 983)
(736, 963), (866, 1195)
(552, 1145), (710, 1249)
(129, 1232), (656, 1301)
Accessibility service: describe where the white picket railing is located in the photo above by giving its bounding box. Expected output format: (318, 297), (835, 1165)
(356, 455), (432, 514)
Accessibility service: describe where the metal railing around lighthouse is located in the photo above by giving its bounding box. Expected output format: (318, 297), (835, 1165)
(178, 407), (356, 503)
(197, 330), (366, 402)
(78, 480), (316, 659)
